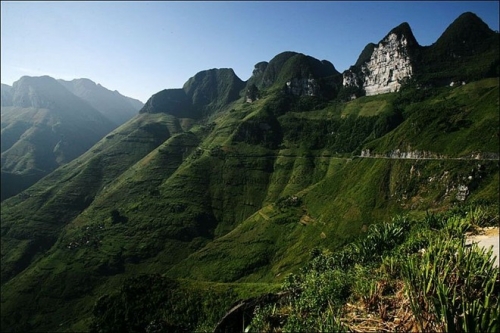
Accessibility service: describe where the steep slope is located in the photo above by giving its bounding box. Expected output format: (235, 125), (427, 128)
(166, 79), (499, 283)
(140, 88), (194, 117)
(58, 78), (143, 126)
(1, 111), (180, 281)
(140, 68), (246, 119)
(183, 68), (246, 119)
(0, 76), (117, 200)
(2, 76), (498, 332)
(248, 51), (342, 100)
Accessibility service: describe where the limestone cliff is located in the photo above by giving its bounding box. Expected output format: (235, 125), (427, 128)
(343, 23), (419, 96)
(285, 77), (320, 96)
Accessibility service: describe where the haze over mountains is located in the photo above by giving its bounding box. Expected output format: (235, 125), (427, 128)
(0, 77), (143, 201)
(1, 12), (499, 332)
(58, 78), (143, 125)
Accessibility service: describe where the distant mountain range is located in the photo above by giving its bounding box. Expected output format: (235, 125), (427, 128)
(1, 12), (498, 332)
(0, 76), (143, 201)
(58, 78), (142, 125)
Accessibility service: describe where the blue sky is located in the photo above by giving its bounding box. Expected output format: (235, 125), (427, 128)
(1, 1), (499, 103)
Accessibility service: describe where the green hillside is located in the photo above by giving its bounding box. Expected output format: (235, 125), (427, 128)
(1, 76), (143, 202)
(1, 12), (499, 333)
(2, 74), (498, 331)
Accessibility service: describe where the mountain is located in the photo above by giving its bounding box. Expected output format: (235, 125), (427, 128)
(140, 68), (245, 119)
(1, 12), (498, 332)
(58, 78), (143, 126)
(416, 11), (500, 84)
(1, 84), (13, 107)
(183, 68), (246, 117)
(247, 51), (342, 100)
(342, 12), (499, 96)
(0, 76), (143, 201)
(342, 22), (420, 96)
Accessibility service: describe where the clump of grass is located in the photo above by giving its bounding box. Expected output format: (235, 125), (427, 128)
(402, 238), (499, 332)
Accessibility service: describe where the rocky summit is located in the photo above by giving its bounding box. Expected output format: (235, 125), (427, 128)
(343, 23), (417, 96)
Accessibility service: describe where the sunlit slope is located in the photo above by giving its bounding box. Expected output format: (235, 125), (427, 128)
(0, 76), (144, 201)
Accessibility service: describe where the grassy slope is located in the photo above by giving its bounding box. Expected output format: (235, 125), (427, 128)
(364, 78), (499, 155)
(1, 78), (499, 332)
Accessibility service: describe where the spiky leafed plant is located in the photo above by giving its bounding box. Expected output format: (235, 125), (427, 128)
(402, 237), (499, 332)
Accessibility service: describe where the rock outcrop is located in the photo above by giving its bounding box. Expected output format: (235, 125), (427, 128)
(285, 77), (320, 96)
(343, 23), (419, 96)
(360, 149), (444, 159)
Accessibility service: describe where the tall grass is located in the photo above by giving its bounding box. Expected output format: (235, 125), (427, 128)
(402, 237), (499, 332)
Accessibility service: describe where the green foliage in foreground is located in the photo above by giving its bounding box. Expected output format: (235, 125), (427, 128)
(85, 206), (498, 333)
(247, 206), (499, 332)
(404, 238), (499, 332)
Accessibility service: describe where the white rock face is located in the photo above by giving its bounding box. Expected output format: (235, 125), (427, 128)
(343, 33), (413, 96)
(342, 72), (359, 87)
(286, 78), (319, 96)
(456, 185), (469, 201)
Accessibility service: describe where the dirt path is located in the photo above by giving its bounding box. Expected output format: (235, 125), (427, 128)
(466, 227), (499, 267)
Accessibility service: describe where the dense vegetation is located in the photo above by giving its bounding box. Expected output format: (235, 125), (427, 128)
(248, 206), (499, 332)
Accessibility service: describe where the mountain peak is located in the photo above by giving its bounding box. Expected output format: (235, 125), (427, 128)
(384, 21), (419, 48)
(455, 11), (489, 25)
(11, 76), (72, 108)
(140, 68), (245, 118)
(16, 75), (56, 85)
(433, 11), (496, 56)
(182, 68), (245, 115)
(255, 51), (340, 92)
(343, 22), (419, 97)
(57, 78), (143, 125)
(140, 88), (193, 117)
